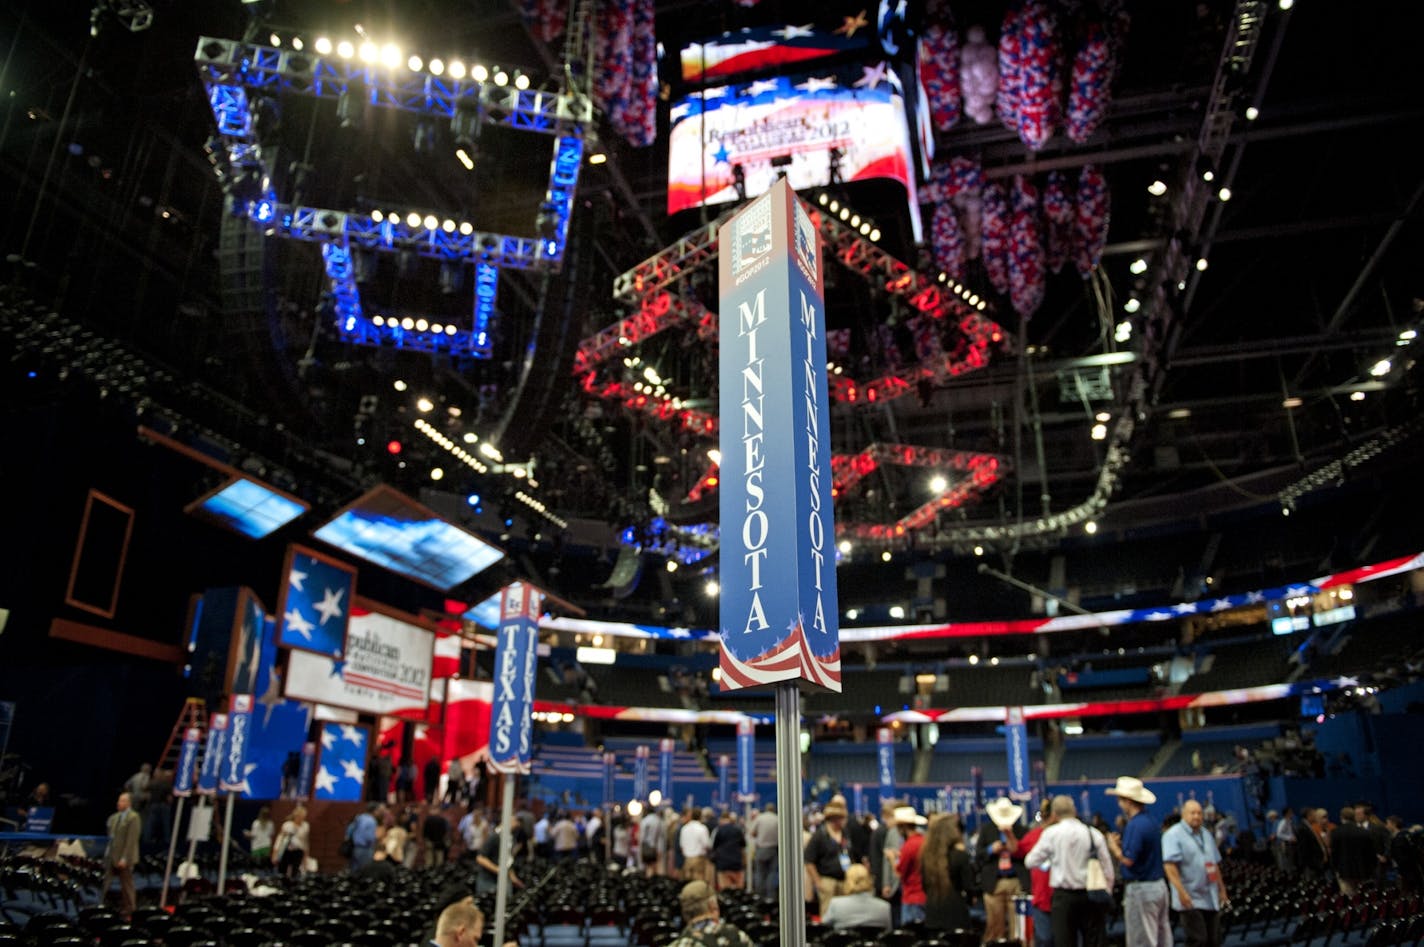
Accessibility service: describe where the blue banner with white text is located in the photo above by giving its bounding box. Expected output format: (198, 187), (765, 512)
(602, 752), (616, 806)
(717, 178), (840, 692)
(737, 719), (756, 801)
(197, 713), (229, 796)
(877, 727), (896, 805)
(659, 738), (674, 802)
(1005, 706), (1032, 802)
(717, 754), (730, 807)
(489, 583), (540, 774)
(219, 694), (255, 793)
(174, 727), (201, 797)
(634, 745), (649, 801)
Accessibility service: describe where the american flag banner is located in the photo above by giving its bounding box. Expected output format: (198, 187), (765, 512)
(313, 720), (370, 802)
(275, 545), (356, 659)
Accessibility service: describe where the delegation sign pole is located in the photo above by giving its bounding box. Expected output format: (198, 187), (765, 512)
(489, 582), (540, 947)
(716, 177), (840, 947)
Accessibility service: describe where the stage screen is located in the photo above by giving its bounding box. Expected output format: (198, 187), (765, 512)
(189, 477), (307, 539)
(461, 592), (502, 630)
(666, 63), (917, 218)
(313, 484), (503, 590)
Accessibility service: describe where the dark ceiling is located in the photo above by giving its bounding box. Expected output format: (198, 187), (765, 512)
(1, 0), (1421, 633)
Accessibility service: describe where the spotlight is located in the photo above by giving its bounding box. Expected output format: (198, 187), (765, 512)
(1095, 411), (1111, 422)
(423, 214), (438, 230)
(472, 64), (489, 82)
(448, 60), (466, 80)
(588, 151), (607, 165)
(1085, 520), (1098, 534)
(415, 318), (429, 331)
(1115, 321), (1132, 343)
(1124, 298), (1141, 313)
(1129, 258), (1148, 275)
(968, 654), (979, 665)
(429, 57), (445, 76)
(818, 193), (829, 206)
(1245, 106), (1260, 121)
(1399, 329), (1417, 341)
(1147, 180), (1167, 196)
(837, 539), (852, 555)
(380, 43), (401, 68)
(358, 41), (378, 63)
(441, 218), (456, 233)
(493, 70), (508, 86)
(337, 40), (355, 60)
(881, 550), (892, 562)
(514, 72), (530, 90)
(406, 211), (422, 227)
(928, 475), (948, 493)
(269, 32), (281, 47)
(704, 580), (719, 597)
(400, 317), (415, 330)
(456, 148), (475, 171)
(973, 545), (984, 556)
(1349, 390), (1366, 402)
(314, 36), (332, 55)
(407, 54), (423, 71)
(666, 560), (678, 573)
(1196, 257), (1209, 271)
(1282, 397), (1303, 408)
(869, 229), (880, 241)
(1279, 0), (1293, 7)
(372, 315), (385, 326)
(459, 221), (474, 235)
(291, 37), (304, 51)
(1218, 187), (1233, 202)
(430, 467), (444, 481)
(1090, 423), (1108, 440)
(417, 397), (434, 412)
(371, 209), (384, 222)
(1369, 359), (1392, 377)
(393, 379), (408, 391)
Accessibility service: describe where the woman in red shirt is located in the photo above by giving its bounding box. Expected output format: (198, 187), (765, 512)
(894, 806), (930, 923)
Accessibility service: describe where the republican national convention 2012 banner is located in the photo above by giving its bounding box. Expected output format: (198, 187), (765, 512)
(284, 602), (435, 717)
(1005, 706), (1032, 802)
(488, 583), (540, 774)
(717, 177), (840, 693)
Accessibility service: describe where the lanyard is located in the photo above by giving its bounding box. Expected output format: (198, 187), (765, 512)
(1189, 827), (1207, 854)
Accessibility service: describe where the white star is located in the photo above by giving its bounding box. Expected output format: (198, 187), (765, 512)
(1174, 603), (1196, 614)
(340, 724), (365, 747)
(340, 759), (365, 782)
(289, 567), (308, 592)
(1246, 591), (1265, 603)
(773, 24), (814, 39)
(699, 86), (729, 100)
(284, 608), (315, 640)
(1210, 599), (1234, 612)
(797, 76), (837, 94)
(228, 762), (258, 796)
(747, 79), (779, 97)
(669, 102), (693, 122)
(257, 666), (284, 725)
(1333, 676), (1360, 689)
(1287, 585), (1312, 597)
(314, 587), (345, 626)
(320, 727), (337, 750)
(314, 765), (338, 794)
(1145, 611), (1173, 621)
(771, 95), (799, 109)
(854, 63), (888, 89)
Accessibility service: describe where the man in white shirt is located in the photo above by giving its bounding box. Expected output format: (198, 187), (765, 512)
(1272, 808), (1297, 873)
(680, 805), (713, 884)
(586, 808), (604, 860)
(1024, 795), (1115, 947)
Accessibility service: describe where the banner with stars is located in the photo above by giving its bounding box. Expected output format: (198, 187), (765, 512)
(239, 612), (319, 800)
(283, 599), (435, 717)
(667, 60), (917, 220)
(275, 544), (357, 659)
(313, 720), (371, 802)
(679, 21), (871, 85)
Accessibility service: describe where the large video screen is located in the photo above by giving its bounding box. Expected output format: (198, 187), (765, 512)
(461, 592), (502, 630)
(313, 485), (503, 591)
(667, 63), (916, 217)
(188, 477), (308, 539)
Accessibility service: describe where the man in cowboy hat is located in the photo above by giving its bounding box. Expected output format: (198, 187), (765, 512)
(1106, 777), (1171, 947)
(975, 797), (1029, 943)
(892, 805), (929, 923)
(805, 801), (853, 916)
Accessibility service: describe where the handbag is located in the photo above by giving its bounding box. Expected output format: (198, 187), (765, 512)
(338, 819), (355, 858)
(1084, 825), (1113, 906)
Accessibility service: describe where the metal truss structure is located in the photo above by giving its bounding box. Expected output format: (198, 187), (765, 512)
(195, 34), (592, 358)
(831, 444), (1005, 540)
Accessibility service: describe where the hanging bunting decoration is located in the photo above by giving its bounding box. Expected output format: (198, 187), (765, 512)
(1013, 0), (1061, 151)
(596, 0), (635, 140)
(1073, 163), (1110, 278)
(981, 180), (1011, 295)
(923, 160), (965, 279)
(919, 19), (962, 133)
(960, 25), (999, 125)
(519, 0), (568, 43)
(1043, 170), (1074, 274)
(996, 3), (1024, 134)
(623, 0), (659, 147)
(1065, 18), (1112, 143)
(1008, 175), (1046, 317)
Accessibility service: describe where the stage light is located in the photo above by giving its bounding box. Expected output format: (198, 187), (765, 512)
(372, 315), (384, 326)
(269, 32), (281, 47)
(479, 442), (503, 461)
(869, 229), (880, 241)
(407, 54), (423, 71)
(1115, 321), (1132, 343)
(973, 545), (984, 556)
(1196, 257), (1209, 271)
(1350, 390), (1366, 402)
(1369, 358), (1392, 377)
(1400, 329), (1417, 341)
(588, 151), (607, 166)
(455, 148), (475, 170)
(850, 215), (861, 227)
(1245, 106), (1259, 121)
(1218, 187), (1233, 202)
(458, 221), (474, 235)
(401, 317), (415, 330)
(929, 474), (948, 493)
(1095, 411), (1111, 422)
(387, 440), (402, 454)
(1147, 179), (1167, 196)
(314, 36), (332, 55)
(838, 207), (850, 220)
(429, 57), (445, 76)
(337, 40), (355, 60)
(430, 323), (444, 334)
(818, 193), (828, 206)
(1124, 297), (1141, 313)
(445, 325), (457, 336)
(406, 211), (421, 227)
(472, 64), (489, 82)
(666, 560), (677, 573)
(881, 550), (892, 562)
(359, 41), (378, 63)
(859, 223), (871, 235)
(705, 580), (719, 597)
(1091, 423), (1107, 440)
(370, 209), (385, 223)
(968, 654), (979, 665)
(393, 379), (408, 391)
(514, 72), (530, 90)
(381, 43), (401, 68)
(441, 218), (456, 233)
(1282, 396), (1303, 408)
(1085, 520), (1098, 534)
(430, 467), (444, 481)
(415, 318), (429, 331)
(1279, 0), (1294, 8)
(889, 605), (905, 619)
(416, 397), (434, 412)
(829, 200), (840, 212)
(423, 214), (438, 229)
(493, 69), (509, 86)
(291, 37), (304, 51)
(1129, 257), (1148, 275)
(448, 60), (466, 80)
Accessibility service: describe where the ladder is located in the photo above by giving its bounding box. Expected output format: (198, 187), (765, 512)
(156, 697), (207, 774)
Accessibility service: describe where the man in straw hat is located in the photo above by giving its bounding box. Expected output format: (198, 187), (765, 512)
(805, 800), (853, 916)
(976, 797), (1029, 943)
(1106, 777), (1171, 947)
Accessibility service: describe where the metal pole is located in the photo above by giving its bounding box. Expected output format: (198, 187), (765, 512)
(216, 794), (235, 894)
(182, 800), (203, 893)
(493, 773), (516, 947)
(159, 796), (187, 908)
(774, 682), (805, 947)
(744, 799), (753, 892)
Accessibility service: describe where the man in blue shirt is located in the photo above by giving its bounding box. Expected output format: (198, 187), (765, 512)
(1163, 800), (1230, 947)
(349, 802), (381, 870)
(1107, 777), (1170, 947)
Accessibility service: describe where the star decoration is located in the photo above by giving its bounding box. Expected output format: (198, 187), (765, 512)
(223, 762), (260, 796)
(329, 658), (347, 679)
(713, 143), (731, 165)
(320, 727), (337, 751)
(314, 587), (346, 626)
(1210, 599), (1235, 612)
(835, 10), (869, 37)
(854, 63), (889, 89)
(289, 568), (308, 592)
(340, 724), (365, 747)
(797, 76), (837, 94)
(700, 85), (729, 100)
(1246, 591), (1265, 603)
(1174, 603), (1197, 614)
(773, 24), (814, 40)
(669, 102), (693, 122)
(257, 667), (285, 725)
(747, 79), (780, 97)
(314, 765), (338, 794)
(1145, 612), (1173, 621)
(340, 759), (365, 782)
(284, 608), (315, 640)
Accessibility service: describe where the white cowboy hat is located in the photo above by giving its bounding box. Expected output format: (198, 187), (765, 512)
(1105, 776), (1157, 806)
(892, 805), (927, 826)
(985, 797), (1024, 829)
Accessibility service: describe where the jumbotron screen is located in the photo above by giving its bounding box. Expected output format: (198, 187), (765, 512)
(666, 63), (916, 217)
